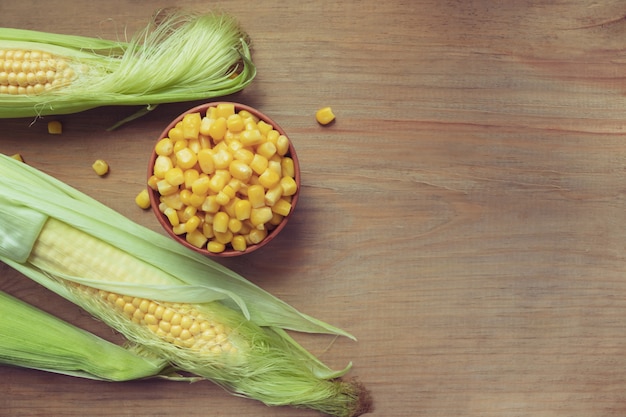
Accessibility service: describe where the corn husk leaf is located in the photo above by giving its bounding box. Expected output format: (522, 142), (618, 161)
(0, 9), (256, 120)
(0, 289), (186, 381)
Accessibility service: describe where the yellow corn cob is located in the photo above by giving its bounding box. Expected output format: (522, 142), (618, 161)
(25, 217), (372, 416)
(0, 10), (256, 121)
(29, 217), (244, 359)
(0, 153), (371, 417)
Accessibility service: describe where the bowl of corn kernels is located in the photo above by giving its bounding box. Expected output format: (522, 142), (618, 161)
(147, 102), (300, 257)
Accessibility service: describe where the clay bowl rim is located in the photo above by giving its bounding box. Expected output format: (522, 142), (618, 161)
(147, 101), (301, 257)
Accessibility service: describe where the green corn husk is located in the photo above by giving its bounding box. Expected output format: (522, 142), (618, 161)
(0, 289), (180, 381)
(0, 154), (373, 417)
(0, 9), (256, 121)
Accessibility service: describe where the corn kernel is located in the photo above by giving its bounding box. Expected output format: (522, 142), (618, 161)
(10, 153), (23, 162)
(188, 192), (206, 208)
(280, 176), (298, 196)
(191, 176), (211, 196)
(244, 120), (257, 131)
(233, 148), (255, 164)
(216, 103), (235, 118)
(184, 215), (201, 233)
(175, 147), (198, 170)
(264, 185), (283, 207)
(201, 195), (220, 213)
(47, 120), (62, 134)
(202, 222), (215, 239)
(222, 185), (236, 199)
(199, 117), (213, 136)
(165, 167), (185, 186)
(223, 130), (239, 144)
(227, 178), (243, 193)
(173, 138), (188, 153)
(212, 148), (233, 170)
(179, 189), (193, 206)
(256, 141), (277, 160)
(92, 159), (109, 176)
(222, 198), (238, 218)
(276, 135), (290, 156)
(249, 154), (268, 175)
(315, 106), (335, 125)
(164, 207), (180, 226)
(207, 240), (226, 253)
(186, 229), (208, 248)
(238, 109), (257, 121)
(172, 223), (186, 235)
(213, 140), (228, 153)
(229, 159), (252, 181)
(257, 120), (273, 136)
(270, 212), (284, 226)
(154, 155), (173, 178)
(182, 112), (202, 140)
(199, 134), (212, 149)
(156, 179), (178, 196)
(226, 114), (244, 132)
(197, 148), (215, 174)
(225, 138), (241, 151)
(179, 205), (197, 222)
(188, 139), (201, 154)
(240, 129), (264, 146)
(281, 157), (295, 178)
(208, 170), (231, 193)
(147, 175), (159, 190)
(234, 199), (252, 220)
(271, 198), (292, 216)
(135, 189), (151, 209)
(206, 106), (218, 119)
(248, 228), (268, 244)
(155, 138), (174, 156)
(231, 235), (247, 252)
(228, 218), (243, 233)
(215, 190), (231, 206)
(258, 168), (280, 189)
(183, 169), (199, 189)
(160, 192), (183, 210)
(250, 206), (273, 227)
(213, 211), (229, 233)
(209, 117), (227, 141)
(268, 159), (282, 176)
(247, 184), (265, 209)
(214, 230), (233, 244)
(168, 126), (184, 141)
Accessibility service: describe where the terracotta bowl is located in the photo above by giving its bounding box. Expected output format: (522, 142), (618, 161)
(148, 102), (300, 257)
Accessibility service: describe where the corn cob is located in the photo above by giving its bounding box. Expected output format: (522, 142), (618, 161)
(0, 289), (177, 381)
(0, 9), (255, 121)
(0, 154), (372, 417)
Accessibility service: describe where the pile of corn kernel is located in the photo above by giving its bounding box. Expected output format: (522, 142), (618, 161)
(149, 103), (297, 253)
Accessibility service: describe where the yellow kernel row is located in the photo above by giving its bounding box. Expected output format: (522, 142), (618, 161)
(0, 49), (75, 95)
(150, 104), (297, 253)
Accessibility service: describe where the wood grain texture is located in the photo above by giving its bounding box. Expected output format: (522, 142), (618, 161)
(2, 1), (626, 416)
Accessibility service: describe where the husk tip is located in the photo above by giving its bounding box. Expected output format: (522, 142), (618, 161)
(347, 378), (374, 417)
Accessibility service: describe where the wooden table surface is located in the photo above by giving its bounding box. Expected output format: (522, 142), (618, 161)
(2, 1), (626, 416)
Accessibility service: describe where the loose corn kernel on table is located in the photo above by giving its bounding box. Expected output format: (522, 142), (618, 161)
(3, 1), (626, 416)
